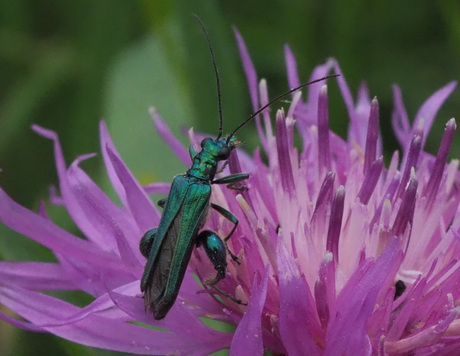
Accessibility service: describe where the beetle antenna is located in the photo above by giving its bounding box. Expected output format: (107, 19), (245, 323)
(227, 74), (340, 143)
(194, 14), (224, 140)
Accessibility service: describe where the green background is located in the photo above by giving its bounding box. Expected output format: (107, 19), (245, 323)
(1, 1), (460, 355)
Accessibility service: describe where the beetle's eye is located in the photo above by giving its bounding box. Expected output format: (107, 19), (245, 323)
(201, 137), (212, 148)
(217, 146), (230, 160)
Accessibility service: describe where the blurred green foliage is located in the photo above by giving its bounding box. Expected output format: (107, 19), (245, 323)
(1, 0), (460, 355)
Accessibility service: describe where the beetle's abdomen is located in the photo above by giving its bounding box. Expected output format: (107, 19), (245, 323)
(142, 175), (212, 319)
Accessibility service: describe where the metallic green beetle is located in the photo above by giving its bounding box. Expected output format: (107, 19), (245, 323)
(139, 15), (338, 320)
(140, 134), (248, 320)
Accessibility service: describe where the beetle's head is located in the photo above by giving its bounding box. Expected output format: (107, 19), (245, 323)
(200, 136), (239, 162)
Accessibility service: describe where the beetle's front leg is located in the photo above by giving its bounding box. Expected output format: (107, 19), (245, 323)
(139, 228), (157, 258)
(196, 230), (246, 305)
(212, 173), (249, 191)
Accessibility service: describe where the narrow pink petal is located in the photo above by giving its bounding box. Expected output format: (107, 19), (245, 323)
(317, 85), (331, 174)
(258, 79), (273, 143)
(327, 186), (345, 263)
(233, 28), (259, 113)
(38, 200), (49, 217)
(397, 133), (422, 200)
(294, 59), (336, 136)
(423, 118), (456, 206)
(369, 173), (400, 231)
(0, 262), (78, 290)
(276, 110), (296, 197)
(305, 60), (336, 121)
(99, 121), (128, 205)
(65, 159), (144, 276)
(364, 98), (379, 176)
(391, 85), (410, 147)
(357, 156), (383, 205)
(392, 173), (418, 238)
(329, 132), (350, 184)
(254, 80), (268, 151)
(66, 158), (142, 257)
(367, 288), (395, 346)
(333, 61), (355, 125)
(230, 268), (268, 356)
(251, 149), (277, 221)
(32, 126), (102, 241)
(69, 162), (144, 274)
(48, 185), (64, 205)
(36, 286), (123, 327)
(413, 81), (457, 147)
(0, 187), (122, 272)
(284, 44), (300, 90)
(151, 109), (190, 166)
(314, 252), (336, 330)
(106, 146), (160, 233)
(350, 82), (372, 149)
(278, 242), (322, 355)
(0, 310), (44, 332)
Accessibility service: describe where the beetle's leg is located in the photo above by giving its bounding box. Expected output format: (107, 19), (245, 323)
(139, 228), (157, 258)
(197, 230), (227, 283)
(212, 173), (249, 191)
(211, 203), (240, 263)
(189, 145), (197, 160)
(210, 285), (247, 305)
(211, 203), (239, 242)
(196, 230), (247, 306)
(226, 182), (248, 191)
(157, 198), (166, 208)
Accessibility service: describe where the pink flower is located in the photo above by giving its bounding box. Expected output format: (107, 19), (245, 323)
(1, 30), (460, 355)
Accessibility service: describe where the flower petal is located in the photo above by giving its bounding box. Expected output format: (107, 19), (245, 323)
(413, 81), (457, 148)
(66, 157), (142, 259)
(0, 262), (78, 290)
(0, 285), (203, 355)
(151, 109), (190, 166)
(278, 241), (322, 355)
(0, 187), (122, 272)
(391, 84), (410, 147)
(105, 146), (160, 233)
(284, 44), (300, 90)
(325, 238), (402, 354)
(108, 288), (233, 354)
(233, 28), (258, 113)
(99, 121), (129, 205)
(229, 268), (268, 356)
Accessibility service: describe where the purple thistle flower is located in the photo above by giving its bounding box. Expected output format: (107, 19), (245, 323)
(1, 30), (460, 355)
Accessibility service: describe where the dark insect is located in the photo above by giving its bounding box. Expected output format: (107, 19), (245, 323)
(140, 14), (339, 320)
(394, 280), (406, 300)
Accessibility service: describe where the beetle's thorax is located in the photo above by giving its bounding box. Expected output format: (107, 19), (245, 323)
(187, 151), (219, 181)
(187, 138), (231, 181)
